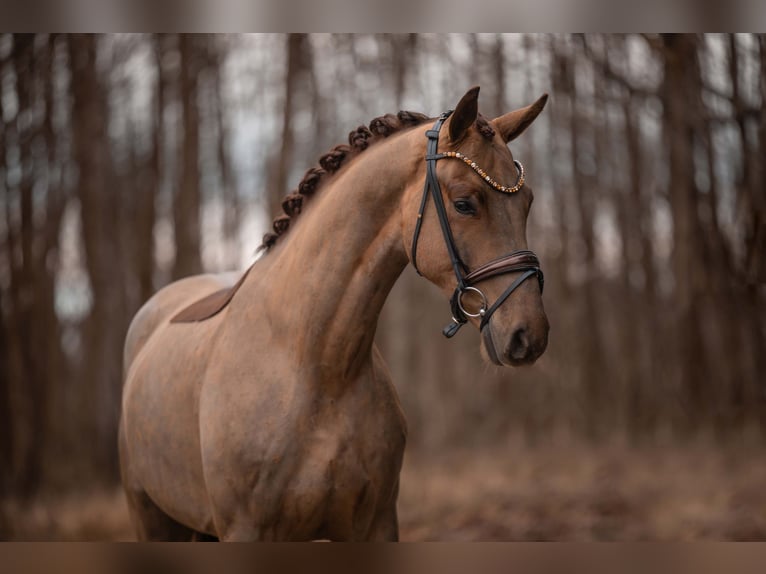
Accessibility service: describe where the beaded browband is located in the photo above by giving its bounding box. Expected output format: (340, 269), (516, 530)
(441, 152), (525, 194)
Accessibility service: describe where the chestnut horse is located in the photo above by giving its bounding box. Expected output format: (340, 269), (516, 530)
(119, 87), (549, 541)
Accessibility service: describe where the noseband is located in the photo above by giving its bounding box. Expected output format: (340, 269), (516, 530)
(410, 110), (544, 364)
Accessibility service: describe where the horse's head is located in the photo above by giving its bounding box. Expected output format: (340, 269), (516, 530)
(403, 86), (549, 366)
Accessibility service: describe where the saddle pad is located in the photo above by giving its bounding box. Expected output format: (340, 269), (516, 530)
(170, 266), (252, 323)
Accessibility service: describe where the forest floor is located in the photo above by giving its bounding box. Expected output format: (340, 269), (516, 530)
(5, 442), (766, 541)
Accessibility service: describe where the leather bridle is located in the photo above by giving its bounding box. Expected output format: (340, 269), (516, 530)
(410, 110), (544, 364)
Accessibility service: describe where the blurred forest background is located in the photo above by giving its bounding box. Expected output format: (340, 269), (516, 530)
(1, 33), (765, 540)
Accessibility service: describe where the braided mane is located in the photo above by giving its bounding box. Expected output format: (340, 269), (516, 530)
(259, 110), (496, 252)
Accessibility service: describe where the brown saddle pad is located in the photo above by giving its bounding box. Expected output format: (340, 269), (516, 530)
(170, 266), (252, 323)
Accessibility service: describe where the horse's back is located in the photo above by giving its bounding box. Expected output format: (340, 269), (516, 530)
(124, 272), (239, 375)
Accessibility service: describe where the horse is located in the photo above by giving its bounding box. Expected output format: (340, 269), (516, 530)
(119, 86), (550, 541)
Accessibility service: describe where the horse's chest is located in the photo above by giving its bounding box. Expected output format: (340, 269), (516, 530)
(202, 373), (406, 540)
(279, 391), (406, 538)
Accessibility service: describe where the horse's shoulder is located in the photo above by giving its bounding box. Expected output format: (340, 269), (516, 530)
(123, 272), (241, 374)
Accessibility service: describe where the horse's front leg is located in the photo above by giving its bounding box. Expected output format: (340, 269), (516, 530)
(363, 478), (401, 541)
(364, 502), (400, 541)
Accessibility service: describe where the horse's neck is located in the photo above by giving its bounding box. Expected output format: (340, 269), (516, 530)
(240, 129), (422, 382)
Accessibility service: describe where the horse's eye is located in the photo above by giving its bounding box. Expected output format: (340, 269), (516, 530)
(453, 198), (476, 216)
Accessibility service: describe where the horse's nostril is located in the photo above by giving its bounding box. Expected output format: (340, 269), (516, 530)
(508, 327), (530, 361)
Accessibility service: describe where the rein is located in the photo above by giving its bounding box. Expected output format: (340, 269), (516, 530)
(410, 111), (544, 364)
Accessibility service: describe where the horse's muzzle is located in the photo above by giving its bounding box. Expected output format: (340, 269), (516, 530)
(503, 320), (549, 366)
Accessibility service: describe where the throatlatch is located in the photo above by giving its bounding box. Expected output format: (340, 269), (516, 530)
(410, 111), (544, 347)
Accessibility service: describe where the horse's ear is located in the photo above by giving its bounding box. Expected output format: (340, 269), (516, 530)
(493, 93), (549, 143)
(448, 86), (480, 142)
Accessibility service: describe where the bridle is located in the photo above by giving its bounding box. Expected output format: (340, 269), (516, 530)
(410, 110), (544, 365)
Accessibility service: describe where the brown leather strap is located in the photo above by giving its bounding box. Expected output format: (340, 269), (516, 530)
(464, 250), (540, 285)
(170, 266), (252, 323)
(481, 321), (503, 365)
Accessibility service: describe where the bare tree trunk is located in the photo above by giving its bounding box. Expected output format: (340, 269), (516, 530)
(491, 34), (506, 119)
(754, 35), (766, 286)
(567, 42), (608, 439)
(621, 88), (661, 439)
(746, 34), (766, 431)
(391, 34), (417, 108)
(270, 34), (309, 218)
(210, 43), (240, 270)
(38, 33), (68, 478)
(549, 37), (572, 301)
(12, 34), (50, 497)
(130, 35), (163, 303)
(545, 37), (579, 439)
(467, 34), (480, 87)
(69, 34), (123, 481)
(0, 285), (9, 501)
(0, 59), (11, 504)
(661, 34), (708, 433)
(172, 34), (203, 279)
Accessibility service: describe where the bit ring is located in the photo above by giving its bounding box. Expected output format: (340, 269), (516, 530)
(457, 286), (488, 318)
